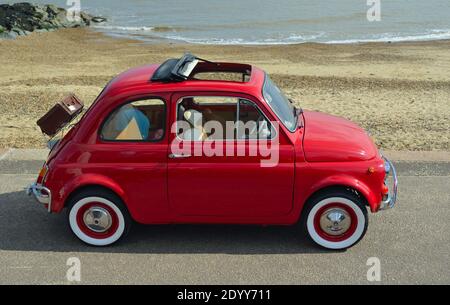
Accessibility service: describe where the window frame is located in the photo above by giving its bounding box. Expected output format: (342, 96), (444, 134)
(236, 99), (275, 141)
(175, 95), (277, 142)
(98, 96), (167, 143)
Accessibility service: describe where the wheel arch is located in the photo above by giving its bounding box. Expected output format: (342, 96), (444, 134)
(299, 178), (377, 220)
(305, 185), (369, 208)
(65, 184), (125, 208)
(57, 173), (129, 213)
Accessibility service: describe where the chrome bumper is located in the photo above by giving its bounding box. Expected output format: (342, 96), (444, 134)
(379, 157), (398, 210)
(26, 182), (52, 213)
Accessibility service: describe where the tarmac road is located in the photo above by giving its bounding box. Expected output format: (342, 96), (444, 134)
(0, 150), (449, 284)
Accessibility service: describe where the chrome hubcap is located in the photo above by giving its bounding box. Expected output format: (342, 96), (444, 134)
(83, 207), (112, 233)
(319, 208), (351, 236)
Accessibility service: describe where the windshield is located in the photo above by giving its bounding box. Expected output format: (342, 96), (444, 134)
(262, 74), (297, 132)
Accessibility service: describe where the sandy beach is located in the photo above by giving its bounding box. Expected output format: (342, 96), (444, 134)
(0, 28), (449, 150)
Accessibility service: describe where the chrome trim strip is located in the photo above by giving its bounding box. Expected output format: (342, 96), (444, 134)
(169, 153), (192, 159)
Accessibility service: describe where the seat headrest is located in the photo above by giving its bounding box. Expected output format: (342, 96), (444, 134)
(184, 109), (203, 128)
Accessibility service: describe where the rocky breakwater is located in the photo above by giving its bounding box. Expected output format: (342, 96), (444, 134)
(0, 2), (107, 39)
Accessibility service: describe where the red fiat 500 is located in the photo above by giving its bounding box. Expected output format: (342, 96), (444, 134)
(27, 54), (397, 249)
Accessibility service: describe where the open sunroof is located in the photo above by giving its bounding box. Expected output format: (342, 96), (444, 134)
(151, 53), (251, 83)
(151, 53), (201, 82)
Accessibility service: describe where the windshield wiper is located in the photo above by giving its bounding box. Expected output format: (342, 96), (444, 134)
(288, 97), (304, 129)
(289, 99), (303, 115)
(293, 105), (304, 129)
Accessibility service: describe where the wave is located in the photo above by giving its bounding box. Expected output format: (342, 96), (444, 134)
(92, 25), (188, 33)
(164, 30), (450, 45)
(163, 33), (326, 45)
(325, 30), (450, 44)
(92, 26), (450, 45)
(93, 25), (155, 32)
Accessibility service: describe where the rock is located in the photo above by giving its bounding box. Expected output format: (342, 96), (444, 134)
(0, 7), (6, 27)
(55, 10), (69, 24)
(80, 11), (92, 25)
(49, 19), (62, 27)
(45, 4), (60, 16)
(33, 6), (47, 19)
(38, 21), (56, 30)
(11, 2), (35, 15)
(91, 16), (107, 23)
(0, 31), (18, 39)
(11, 27), (26, 36)
(0, 2), (108, 39)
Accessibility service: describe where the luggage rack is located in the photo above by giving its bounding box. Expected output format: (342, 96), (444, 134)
(151, 53), (252, 83)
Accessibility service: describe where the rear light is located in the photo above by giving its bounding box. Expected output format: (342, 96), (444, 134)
(37, 164), (49, 184)
(381, 184), (389, 195)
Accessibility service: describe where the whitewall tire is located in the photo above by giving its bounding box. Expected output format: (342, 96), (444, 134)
(67, 189), (131, 246)
(303, 191), (368, 250)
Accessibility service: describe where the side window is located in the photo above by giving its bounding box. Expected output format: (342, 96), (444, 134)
(177, 96), (238, 140)
(101, 98), (165, 141)
(176, 96), (273, 141)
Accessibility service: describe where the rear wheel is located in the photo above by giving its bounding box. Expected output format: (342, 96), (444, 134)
(67, 189), (131, 246)
(302, 190), (368, 250)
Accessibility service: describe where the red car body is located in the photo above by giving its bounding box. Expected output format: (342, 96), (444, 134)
(28, 55), (397, 249)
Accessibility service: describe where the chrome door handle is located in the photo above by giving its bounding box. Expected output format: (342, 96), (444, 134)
(169, 153), (192, 159)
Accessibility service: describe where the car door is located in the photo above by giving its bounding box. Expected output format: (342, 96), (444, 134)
(168, 92), (295, 219)
(94, 94), (169, 223)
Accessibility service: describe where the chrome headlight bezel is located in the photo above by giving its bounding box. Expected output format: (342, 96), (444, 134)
(384, 159), (391, 175)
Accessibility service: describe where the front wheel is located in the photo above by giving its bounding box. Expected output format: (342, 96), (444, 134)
(302, 190), (368, 250)
(67, 189), (131, 246)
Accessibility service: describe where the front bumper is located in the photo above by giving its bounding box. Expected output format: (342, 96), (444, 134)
(379, 157), (398, 210)
(26, 182), (52, 213)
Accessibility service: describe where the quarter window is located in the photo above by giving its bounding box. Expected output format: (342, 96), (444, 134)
(237, 100), (272, 140)
(101, 98), (165, 141)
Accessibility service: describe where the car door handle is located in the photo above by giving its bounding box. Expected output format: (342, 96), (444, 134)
(169, 153), (192, 159)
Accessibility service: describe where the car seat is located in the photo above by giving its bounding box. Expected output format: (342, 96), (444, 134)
(181, 109), (207, 140)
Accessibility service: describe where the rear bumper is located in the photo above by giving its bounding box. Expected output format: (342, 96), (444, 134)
(26, 182), (52, 213)
(378, 157), (398, 210)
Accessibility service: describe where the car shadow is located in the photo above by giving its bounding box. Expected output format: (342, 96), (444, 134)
(0, 190), (335, 254)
